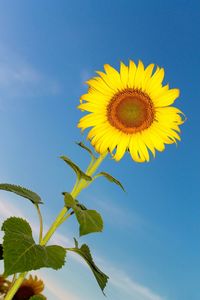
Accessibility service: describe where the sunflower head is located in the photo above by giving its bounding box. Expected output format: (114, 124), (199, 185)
(78, 60), (185, 162)
(13, 275), (46, 300)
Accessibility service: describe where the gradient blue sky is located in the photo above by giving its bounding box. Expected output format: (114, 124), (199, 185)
(0, 1), (199, 299)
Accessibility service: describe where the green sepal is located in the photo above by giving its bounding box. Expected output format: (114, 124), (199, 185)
(63, 193), (103, 236)
(76, 142), (96, 159)
(30, 296), (47, 300)
(96, 172), (125, 192)
(2, 217), (66, 276)
(0, 244), (3, 260)
(60, 156), (92, 181)
(67, 240), (109, 294)
(0, 183), (43, 204)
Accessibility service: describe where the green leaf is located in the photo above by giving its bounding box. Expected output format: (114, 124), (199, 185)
(30, 296), (46, 300)
(74, 207), (103, 236)
(63, 193), (103, 236)
(76, 142), (96, 159)
(64, 192), (76, 209)
(67, 241), (109, 294)
(0, 244), (3, 260)
(60, 156), (92, 181)
(97, 172), (125, 192)
(0, 183), (43, 204)
(2, 217), (66, 276)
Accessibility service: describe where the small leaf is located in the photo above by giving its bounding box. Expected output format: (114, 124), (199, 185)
(0, 244), (3, 260)
(0, 183), (43, 204)
(67, 242), (109, 294)
(74, 207), (103, 236)
(97, 172), (125, 192)
(73, 237), (78, 248)
(63, 194), (103, 236)
(30, 296), (46, 300)
(76, 142), (96, 159)
(64, 192), (76, 209)
(60, 156), (92, 181)
(2, 217), (66, 276)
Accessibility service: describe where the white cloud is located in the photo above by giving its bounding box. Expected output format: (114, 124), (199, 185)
(108, 267), (165, 300)
(0, 198), (165, 300)
(0, 198), (25, 219)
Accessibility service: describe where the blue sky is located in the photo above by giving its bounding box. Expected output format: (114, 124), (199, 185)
(0, 1), (199, 299)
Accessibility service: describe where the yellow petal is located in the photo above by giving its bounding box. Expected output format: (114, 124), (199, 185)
(134, 60), (145, 89)
(145, 67), (164, 94)
(120, 61), (129, 88)
(78, 102), (107, 113)
(113, 134), (130, 161)
(154, 88), (180, 107)
(86, 77), (113, 96)
(142, 64), (155, 89)
(96, 71), (116, 91)
(104, 64), (123, 90)
(128, 60), (137, 88)
(129, 135), (146, 162)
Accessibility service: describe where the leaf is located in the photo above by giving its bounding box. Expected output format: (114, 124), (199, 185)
(2, 217), (66, 276)
(63, 192), (87, 210)
(0, 244), (3, 260)
(63, 193), (103, 236)
(64, 192), (76, 209)
(67, 241), (109, 294)
(76, 142), (96, 159)
(30, 296), (46, 300)
(97, 172), (125, 192)
(0, 183), (43, 204)
(60, 156), (92, 181)
(74, 207), (103, 236)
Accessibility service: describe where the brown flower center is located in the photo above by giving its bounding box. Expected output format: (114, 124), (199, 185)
(107, 89), (155, 133)
(13, 286), (35, 300)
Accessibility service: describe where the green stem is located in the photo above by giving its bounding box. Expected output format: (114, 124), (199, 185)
(5, 273), (27, 300)
(4, 152), (107, 300)
(71, 151), (107, 196)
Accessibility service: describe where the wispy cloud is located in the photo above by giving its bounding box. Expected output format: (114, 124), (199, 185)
(0, 198), (165, 300)
(108, 266), (165, 300)
(0, 44), (61, 102)
(85, 192), (148, 232)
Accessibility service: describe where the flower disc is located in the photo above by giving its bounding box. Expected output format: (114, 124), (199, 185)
(13, 275), (45, 300)
(107, 89), (154, 133)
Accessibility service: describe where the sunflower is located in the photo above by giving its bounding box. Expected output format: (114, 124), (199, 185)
(13, 275), (46, 300)
(77, 60), (185, 162)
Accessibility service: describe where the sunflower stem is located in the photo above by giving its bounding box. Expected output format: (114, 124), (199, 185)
(4, 152), (107, 300)
(5, 273), (27, 300)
